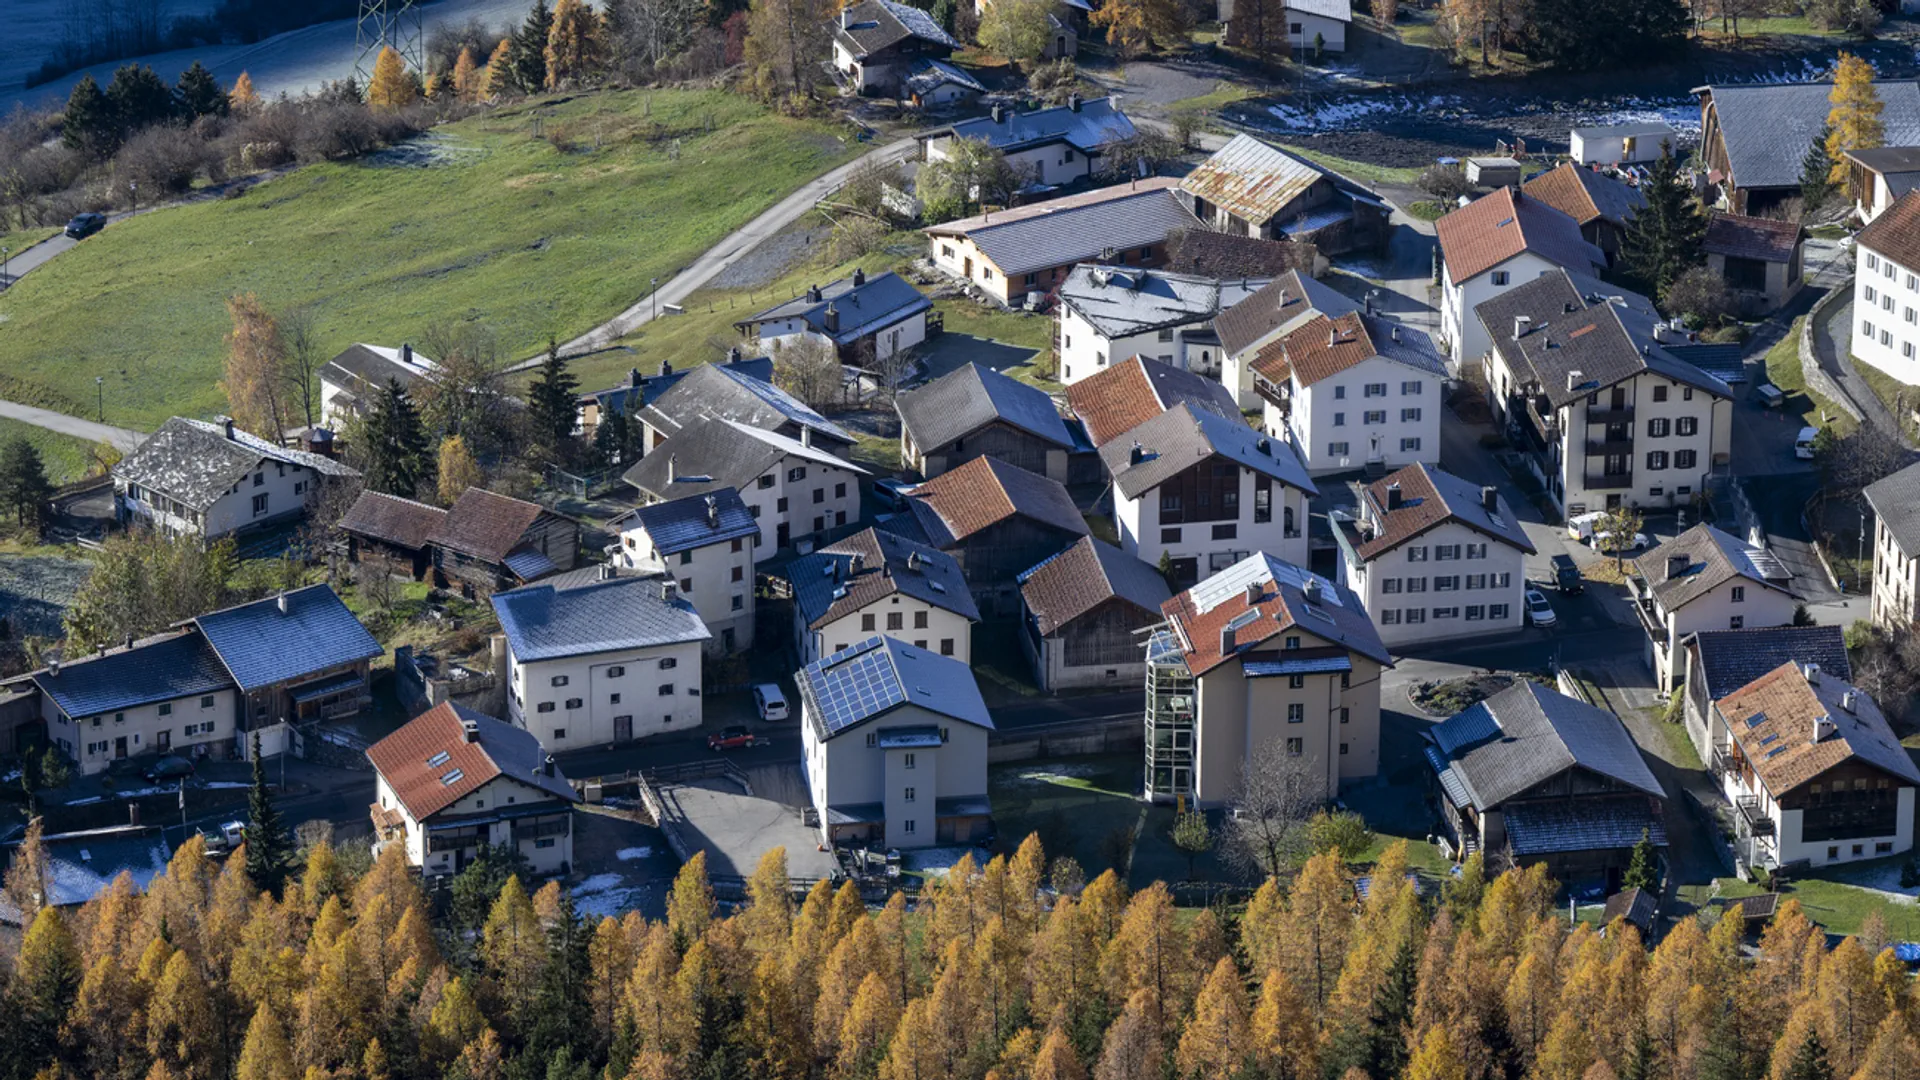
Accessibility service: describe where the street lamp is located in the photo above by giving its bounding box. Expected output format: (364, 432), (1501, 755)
(96, 376), (103, 422)
(651, 277), (659, 321)
(2, 247), (9, 287)
(128, 180), (137, 214)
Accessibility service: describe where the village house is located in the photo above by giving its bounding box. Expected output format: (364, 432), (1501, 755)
(1710, 662), (1920, 873)
(1698, 81), (1920, 217)
(1844, 147), (1920, 225)
(1217, 0), (1352, 51)
(736, 269), (932, 368)
(1102, 402), (1316, 586)
(574, 351), (771, 441)
(1703, 212), (1804, 317)
(113, 417), (361, 542)
(609, 487), (759, 655)
(1018, 535), (1171, 692)
(15, 632), (237, 776)
(1175, 133), (1388, 254)
(1215, 269), (1358, 409)
(428, 488), (579, 598)
(1064, 354), (1242, 454)
(1253, 310), (1446, 477)
(1144, 553), (1388, 805)
(800, 636), (994, 850)
(1519, 162), (1646, 266)
(1569, 122), (1674, 166)
(1678, 624), (1849, 764)
(922, 95), (1135, 190)
(1424, 681), (1666, 886)
(787, 526), (980, 667)
(1476, 269), (1733, 517)
(623, 420), (867, 559)
(1436, 186), (1605, 366)
(190, 585), (384, 750)
(896, 362), (1076, 483)
(0, 824), (173, 916)
(636, 360), (856, 458)
(1852, 191), (1920, 385)
(830, 0), (959, 99)
(1629, 524), (1798, 694)
(923, 178), (1201, 307)
(338, 490), (448, 580)
(1055, 265), (1269, 385)
(1865, 460), (1920, 630)
(885, 455), (1088, 616)
(367, 702), (578, 878)
(494, 573), (711, 746)
(903, 58), (985, 108)
(1332, 464), (1535, 649)
(319, 343), (437, 429)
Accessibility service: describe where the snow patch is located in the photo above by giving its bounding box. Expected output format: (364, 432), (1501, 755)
(615, 846), (654, 861)
(571, 872), (646, 919)
(1002, 762), (1104, 788)
(900, 846), (983, 875)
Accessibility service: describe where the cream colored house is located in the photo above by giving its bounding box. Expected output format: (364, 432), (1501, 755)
(1629, 525), (1798, 694)
(612, 487), (760, 655)
(1866, 461), (1920, 630)
(367, 702), (578, 878)
(1144, 553), (1389, 805)
(113, 417), (360, 542)
(493, 574), (711, 747)
(1252, 310), (1446, 475)
(787, 527), (980, 667)
(16, 633), (238, 777)
(1437, 186), (1605, 367)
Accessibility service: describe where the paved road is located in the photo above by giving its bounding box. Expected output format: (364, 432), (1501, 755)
(512, 136), (922, 369)
(0, 399), (145, 452)
(1814, 296), (1908, 439)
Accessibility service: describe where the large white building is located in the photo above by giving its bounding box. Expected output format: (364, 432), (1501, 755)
(1436, 186), (1606, 367)
(1252, 310), (1446, 475)
(1055, 265), (1268, 385)
(1852, 190), (1920, 385)
(787, 527), (980, 667)
(800, 636), (993, 850)
(1101, 402), (1317, 586)
(1333, 463), (1535, 648)
(1478, 269), (1733, 518)
(1865, 460), (1920, 630)
(1217, 0), (1352, 51)
(113, 417), (361, 541)
(493, 573), (711, 746)
(611, 488), (760, 655)
(1629, 525), (1799, 694)
(1215, 270), (1358, 409)
(319, 343), (438, 430)
(367, 702), (578, 878)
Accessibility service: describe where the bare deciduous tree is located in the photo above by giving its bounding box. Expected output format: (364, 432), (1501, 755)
(772, 335), (843, 412)
(1223, 740), (1327, 878)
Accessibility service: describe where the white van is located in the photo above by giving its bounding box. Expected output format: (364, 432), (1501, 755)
(752, 683), (789, 722)
(1795, 426), (1819, 460)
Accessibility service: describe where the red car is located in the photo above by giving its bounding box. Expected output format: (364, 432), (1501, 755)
(707, 726), (768, 751)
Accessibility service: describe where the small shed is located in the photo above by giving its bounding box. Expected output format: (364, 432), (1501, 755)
(1703, 212), (1805, 317)
(1466, 156), (1524, 188)
(1570, 122), (1676, 166)
(1601, 886), (1657, 934)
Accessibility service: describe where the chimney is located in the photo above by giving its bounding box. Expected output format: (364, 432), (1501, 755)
(801, 425), (813, 448)
(660, 359), (674, 377)
(1068, 93), (1080, 112)
(841, 7), (850, 27)
(824, 303), (840, 333)
(1513, 315), (1531, 340)
(129, 803), (141, 827)
(543, 754), (556, 777)
(1256, 436), (1271, 456)
(1391, 324), (1401, 343)
(1804, 662), (1821, 684)
(807, 284), (822, 303)
(1813, 715), (1837, 743)
(1275, 287), (1289, 310)
(1327, 326), (1338, 348)
(629, 367), (643, 388)
(1841, 690), (1857, 713)
(1219, 625), (1236, 656)
(223, 417), (236, 440)
(992, 103), (1005, 124)
(851, 553), (864, 574)
(1245, 581), (1263, 606)
(1363, 293), (1374, 317)
(727, 345), (742, 364)
(1303, 579), (1323, 606)
(276, 592), (290, 615)
(908, 550), (921, 572)
(852, 268), (866, 287)
(462, 719), (480, 743)
(705, 494), (718, 528)
(667, 454), (678, 484)
(1481, 485), (1498, 511)
(1566, 370), (1583, 393)
(1386, 482), (1403, 511)
(831, 560), (840, 582)
(600, 562), (616, 580)
(1129, 440), (1144, 465)
(1666, 555), (1689, 580)
(402, 342), (413, 366)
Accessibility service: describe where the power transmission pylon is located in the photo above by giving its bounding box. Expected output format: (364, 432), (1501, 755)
(355, 0), (424, 83)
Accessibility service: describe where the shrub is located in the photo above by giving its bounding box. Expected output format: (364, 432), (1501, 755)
(1418, 163), (1472, 201)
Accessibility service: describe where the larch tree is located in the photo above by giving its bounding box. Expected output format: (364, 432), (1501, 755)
(481, 876), (547, 1035)
(1030, 894), (1101, 1038)
(1405, 1024), (1469, 1080)
(147, 949), (218, 1079)
(368, 46), (419, 112)
(435, 435), (485, 505)
(1826, 53), (1884, 187)
(1278, 851), (1353, 1019)
(742, 0), (833, 103)
(224, 293), (289, 440)
(1088, 0), (1189, 56)
(236, 1005), (295, 1080)
(1817, 936), (1884, 1077)
(1531, 1009), (1598, 1080)
(666, 851), (714, 951)
(1851, 1012), (1920, 1080)
(451, 46), (481, 100)
(231, 71), (259, 112)
(481, 38), (515, 98)
(2, 816), (50, 918)
(836, 971), (899, 1080)
(1249, 967), (1318, 1080)
(740, 847), (795, 959)
(546, 0), (608, 88)
(15, 906), (83, 1076)
(1092, 989), (1163, 1080)
(1032, 1026), (1088, 1080)
(1176, 957), (1250, 1080)
(880, 997), (937, 1080)
(1100, 882), (1191, 1039)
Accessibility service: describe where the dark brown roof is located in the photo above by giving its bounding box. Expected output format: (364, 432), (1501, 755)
(1521, 163), (1646, 228)
(365, 701), (576, 821)
(1160, 554), (1389, 676)
(1161, 229), (1318, 279)
(1064, 355), (1241, 448)
(1857, 189), (1920, 268)
(1020, 536), (1172, 636)
(1350, 462), (1536, 561)
(428, 488), (546, 562)
(1435, 186), (1605, 283)
(906, 456), (1088, 545)
(338, 490), (447, 550)
(1703, 212), (1803, 263)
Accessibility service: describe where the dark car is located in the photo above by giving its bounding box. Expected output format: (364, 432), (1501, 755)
(1550, 553), (1584, 595)
(143, 755), (195, 783)
(64, 212), (106, 239)
(873, 478), (916, 511)
(707, 726), (768, 751)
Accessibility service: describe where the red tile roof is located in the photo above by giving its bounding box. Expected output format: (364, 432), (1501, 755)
(909, 455), (1088, 542)
(1065, 355), (1240, 448)
(1435, 186), (1603, 283)
(1254, 311), (1376, 386)
(429, 488), (546, 561)
(366, 702), (576, 821)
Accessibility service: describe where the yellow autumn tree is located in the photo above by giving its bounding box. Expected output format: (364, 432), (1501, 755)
(837, 971), (899, 1080)
(1406, 1025), (1470, 1080)
(368, 45), (418, 112)
(147, 949), (217, 1078)
(1032, 1026), (1088, 1080)
(1176, 957), (1250, 1080)
(480, 38), (513, 99)
(741, 847), (794, 959)
(1249, 967), (1319, 1080)
(666, 850), (714, 950)
(1093, 988), (1163, 1080)
(1819, 935), (1886, 1076)
(1530, 1010), (1596, 1080)
(545, 0), (606, 89)
(435, 436), (484, 505)
(223, 293), (287, 440)
(1827, 52), (1885, 185)
(449, 46), (480, 101)
(231, 71), (259, 112)
(1852, 1011), (1920, 1080)
(1277, 851), (1352, 1019)
(1099, 882), (1192, 1038)
(236, 1004), (296, 1080)
(1088, 0), (1189, 56)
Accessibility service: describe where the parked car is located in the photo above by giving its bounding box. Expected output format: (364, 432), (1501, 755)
(1524, 586), (1557, 627)
(873, 478), (916, 511)
(1754, 383), (1786, 408)
(64, 212), (106, 239)
(1795, 426), (1820, 460)
(1550, 553), (1584, 595)
(752, 683), (789, 722)
(202, 820), (247, 854)
(707, 726), (769, 751)
(1568, 511), (1649, 553)
(1592, 529), (1652, 554)
(142, 755), (195, 783)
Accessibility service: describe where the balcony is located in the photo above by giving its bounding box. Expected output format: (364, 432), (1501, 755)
(1736, 795), (1776, 836)
(1585, 405), (1634, 424)
(1584, 471), (1634, 490)
(1585, 436), (1634, 456)
(1254, 375), (1289, 412)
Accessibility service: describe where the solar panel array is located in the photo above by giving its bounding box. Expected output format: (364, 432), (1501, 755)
(808, 637), (908, 734)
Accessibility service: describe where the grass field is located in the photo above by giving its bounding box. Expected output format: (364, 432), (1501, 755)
(1850, 352), (1919, 439)
(1282, 145), (1423, 188)
(1765, 316), (1859, 438)
(0, 89), (861, 430)
(0, 419), (110, 484)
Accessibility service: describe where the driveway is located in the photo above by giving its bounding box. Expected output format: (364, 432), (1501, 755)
(1816, 296), (1912, 442)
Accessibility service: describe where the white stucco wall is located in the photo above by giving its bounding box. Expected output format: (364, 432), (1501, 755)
(618, 528), (756, 655)
(1112, 466), (1310, 575)
(379, 773), (574, 877)
(1339, 520), (1526, 648)
(47, 685), (237, 776)
(507, 640), (705, 746)
(802, 700), (989, 849)
(1651, 578), (1798, 692)
(802, 599), (973, 667)
(1854, 244), (1920, 385)
(120, 456), (319, 541)
(1441, 250), (1565, 367)
(1270, 354), (1442, 474)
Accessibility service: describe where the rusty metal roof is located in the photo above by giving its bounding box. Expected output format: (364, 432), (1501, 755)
(1179, 134), (1327, 228)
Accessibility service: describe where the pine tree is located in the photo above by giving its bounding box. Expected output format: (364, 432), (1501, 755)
(231, 71), (260, 112)
(1803, 124), (1836, 210)
(522, 893), (594, 1066)
(1781, 1024), (1835, 1080)
(106, 64), (177, 136)
(509, 0), (556, 93)
(175, 60), (230, 118)
(62, 74), (117, 155)
(361, 378), (435, 497)
(1621, 830), (1657, 892)
(527, 339), (580, 454)
(546, 0), (607, 88)
(243, 733), (292, 896)
(1827, 53), (1884, 187)
(368, 46), (419, 111)
(1620, 143), (1705, 305)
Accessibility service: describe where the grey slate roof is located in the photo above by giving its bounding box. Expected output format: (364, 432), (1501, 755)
(943, 97), (1135, 155)
(114, 417), (360, 512)
(577, 355), (773, 418)
(740, 272), (931, 348)
(896, 362), (1072, 454)
(1685, 625), (1850, 701)
(926, 183), (1202, 278)
(1214, 269), (1359, 358)
(834, 0), (957, 57)
(190, 585), (382, 693)
(1706, 81), (1920, 191)
(620, 487), (760, 556)
(1572, 121), (1675, 140)
(28, 632), (230, 720)
(1864, 459), (1920, 558)
(1285, 0), (1352, 20)
(1103, 401), (1317, 500)
(1018, 535), (1172, 636)
(798, 635), (992, 741)
(493, 574), (710, 662)
(637, 362), (853, 446)
(623, 419), (866, 501)
(1058, 265), (1270, 338)
(1637, 524), (1794, 610)
(321, 343), (435, 398)
(789, 526), (980, 628)
(1426, 680), (1665, 811)
(906, 58), (983, 95)
(1504, 797), (1667, 857)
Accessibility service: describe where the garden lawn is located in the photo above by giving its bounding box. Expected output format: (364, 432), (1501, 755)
(1765, 317), (1859, 438)
(0, 89), (860, 430)
(1851, 352), (1919, 439)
